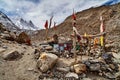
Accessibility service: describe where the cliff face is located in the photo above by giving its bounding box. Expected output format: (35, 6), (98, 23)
(33, 3), (120, 43)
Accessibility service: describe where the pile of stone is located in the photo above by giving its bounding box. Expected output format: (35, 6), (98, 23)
(34, 40), (120, 80)
(83, 52), (119, 79)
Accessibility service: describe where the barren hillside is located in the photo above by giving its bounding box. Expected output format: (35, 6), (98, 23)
(33, 3), (120, 43)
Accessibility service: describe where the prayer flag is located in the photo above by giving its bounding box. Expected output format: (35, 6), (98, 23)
(44, 20), (48, 29)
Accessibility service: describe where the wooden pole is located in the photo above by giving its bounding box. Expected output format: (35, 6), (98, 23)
(73, 31), (77, 63)
(45, 28), (48, 41)
(100, 16), (106, 54)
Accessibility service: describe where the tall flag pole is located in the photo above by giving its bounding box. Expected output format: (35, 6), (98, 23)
(100, 16), (105, 53)
(72, 9), (76, 20)
(49, 15), (53, 29)
(53, 21), (57, 34)
(44, 20), (48, 40)
(72, 9), (78, 63)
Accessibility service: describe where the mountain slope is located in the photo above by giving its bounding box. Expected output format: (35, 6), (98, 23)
(103, 0), (120, 5)
(13, 18), (39, 30)
(0, 11), (20, 31)
(33, 3), (120, 43)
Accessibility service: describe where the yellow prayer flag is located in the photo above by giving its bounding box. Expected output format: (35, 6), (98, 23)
(100, 36), (104, 46)
(84, 33), (87, 37)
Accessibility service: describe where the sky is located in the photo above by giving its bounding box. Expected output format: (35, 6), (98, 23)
(0, 0), (120, 29)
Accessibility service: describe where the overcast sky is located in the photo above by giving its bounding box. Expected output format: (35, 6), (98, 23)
(0, 0), (120, 29)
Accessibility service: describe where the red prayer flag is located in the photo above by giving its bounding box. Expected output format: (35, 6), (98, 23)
(44, 20), (48, 29)
(72, 9), (76, 20)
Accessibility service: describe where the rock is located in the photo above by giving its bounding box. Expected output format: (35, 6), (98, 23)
(34, 49), (40, 59)
(105, 44), (115, 51)
(1, 33), (10, 39)
(37, 52), (58, 72)
(27, 67), (34, 71)
(102, 52), (113, 63)
(109, 64), (115, 70)
(3, 50), (21, 60)
(115, 72), (120, 80)
(89, 63), (100, 71)
(100, 64), (108, 71)
(0, 48), (6, 53)
(65, 72), (79, 79)
(2, 46), (8, 49)
(56, 67), (70, 73)
(104, 72), (116, 79)
(16, 32), (31, 45)
(82, 78), (92, 80)
(72, 63), (87, 74)
(79, 73), (86, 78)
(45, 46), (53, 51)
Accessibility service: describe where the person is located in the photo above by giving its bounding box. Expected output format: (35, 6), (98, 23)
(48, 34), (58, 47)
(53, 34), (58, 44)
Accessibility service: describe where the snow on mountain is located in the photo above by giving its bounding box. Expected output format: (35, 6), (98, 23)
(13, 18), (39, 30)
(103, 0), (120, 5)
(0, 11), (19, 31)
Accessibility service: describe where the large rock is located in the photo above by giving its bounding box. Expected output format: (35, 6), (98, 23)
(3, 50), (21, 60)
(71, 63), (87, 74)
(16, 32), (31, 45)
(37, 52), (58, 72)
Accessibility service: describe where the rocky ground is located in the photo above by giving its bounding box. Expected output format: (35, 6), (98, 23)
(0, 33), (120, 80)
(0, 3), (120, 80)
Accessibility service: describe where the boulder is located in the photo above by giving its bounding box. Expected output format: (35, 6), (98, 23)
(37, 52), (58, 72)
(65, 72), (79, 79)
(71, 63), (87, 74)
(3, 50), (21, 60)
(16, 32), (31, 45)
